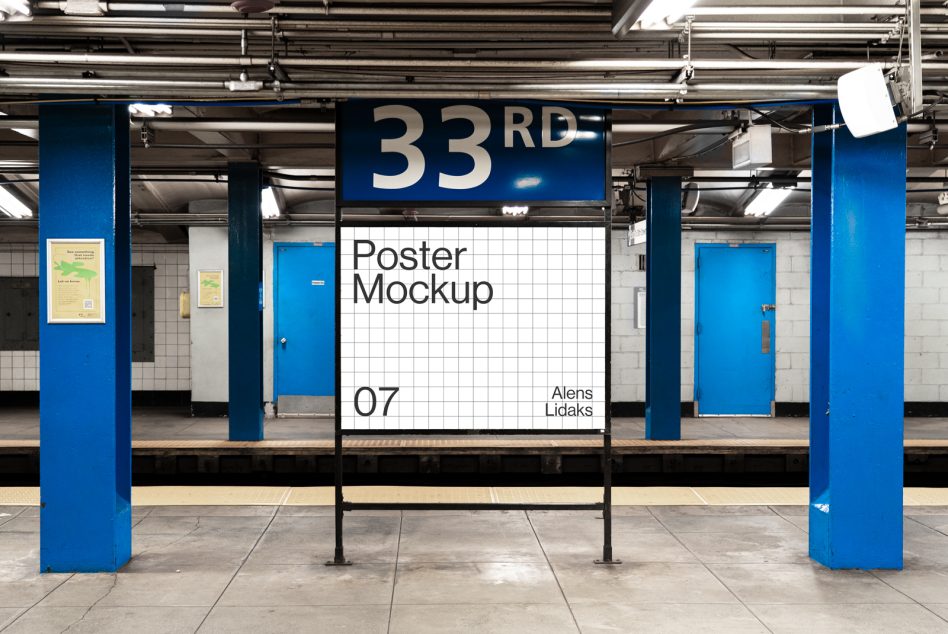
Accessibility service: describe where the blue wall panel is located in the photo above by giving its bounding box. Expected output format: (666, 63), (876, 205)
(38, 105), (131, 572)
(809, 104), (906, 569)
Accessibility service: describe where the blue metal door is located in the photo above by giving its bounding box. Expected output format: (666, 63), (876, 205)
(274, 243), (335, 402)
(695, 243), (776, 416)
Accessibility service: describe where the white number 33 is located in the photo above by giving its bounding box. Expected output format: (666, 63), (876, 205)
(372, 105), (492, 190)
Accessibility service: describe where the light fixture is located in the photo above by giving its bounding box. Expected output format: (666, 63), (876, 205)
(0, 185), (32, 218)
(231, 0), (275, 13)
(261, 186), (281, 218)
(744, 184), (791, 218)
(937, 192), (948, 216)
(681, 182), (700, 216)
(0, 0), (32, 21)
(837, 65), (898, 138)
(128, 103), (173, 118)
(612, 0), (696, 36)
(0, 111), (37, 139)
(501, 205), (529, 216)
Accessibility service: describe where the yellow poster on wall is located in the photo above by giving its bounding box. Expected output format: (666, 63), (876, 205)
(46, 239), (106, 324)
(198, 270), (224, 308)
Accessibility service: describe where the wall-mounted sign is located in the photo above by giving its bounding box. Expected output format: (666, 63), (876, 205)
(339, 225), (607, 432)
(46, 238), (105, 324)
(337, 101), (609, 205)
(630, 219), (647, 246)
(197, 270), (224, 308)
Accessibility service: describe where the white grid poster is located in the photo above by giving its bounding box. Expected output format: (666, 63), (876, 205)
(340, 225), (606, 431)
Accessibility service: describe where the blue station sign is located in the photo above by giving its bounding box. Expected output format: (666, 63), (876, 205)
(337, 100), (609, 205)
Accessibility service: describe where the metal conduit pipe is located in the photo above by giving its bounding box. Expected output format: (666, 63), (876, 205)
(0, 87), (840, 100)
(684, 6), (940, 16)
(28, 2), (948, 18)
(33, 2), (607, 18)
(0, 117), (940, 135)
(0, 52), (913, 72)
(13, 17), (948, 39)
(3, 27), (919, 43)
(2, 16), (615, 32)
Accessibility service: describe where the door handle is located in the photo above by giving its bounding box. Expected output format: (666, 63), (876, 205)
(761, 303), (776, 314)
(280, 337), (287, 345)
(761, 320), (770, 354)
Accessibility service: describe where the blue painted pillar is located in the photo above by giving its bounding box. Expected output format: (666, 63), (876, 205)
(228, 162), (264, 440)
(809, 104), (906, 569)
(38, 105), (131, 572)
(645, 176), (682, 440)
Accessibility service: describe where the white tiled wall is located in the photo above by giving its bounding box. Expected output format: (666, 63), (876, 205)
(4, 230), (947, 402)
(0, 244), (38, 392)
(611, 230), (948, 403)
(0, 243), (190, 391)
(133, 245), (190, 391)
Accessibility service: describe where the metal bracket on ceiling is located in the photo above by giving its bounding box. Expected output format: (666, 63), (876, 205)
(675, 16), (695, 88)
(140, 123), (153, 149)
(920, 116), (939, 150)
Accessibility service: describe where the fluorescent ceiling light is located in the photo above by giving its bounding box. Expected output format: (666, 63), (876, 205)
(0, 185), (32, 218)
(0, 0), (32, 20)
(637, 0), (696, 28)
(261, 186), (281, 218)
(613, 0), (696, 35)
(745, 184), (791, 218)
(0, 111), (37, 139)
(128, 103), (173, 118)
(837, 64), (898, 138)
(501, 205), (529, 216)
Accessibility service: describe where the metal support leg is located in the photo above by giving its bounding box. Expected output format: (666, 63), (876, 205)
(645, 176), (682, 440)
(597, 207), (620, 565)
(38, 104), (131, 572)
(227, 162), (264, 441)
(809, 104), (906, 570)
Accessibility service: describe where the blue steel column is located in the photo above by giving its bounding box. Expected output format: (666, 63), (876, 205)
(228, 162), (264, 440)
(809, 104), (906, 569)
(38, 105), (131, 572)
(645, 176), (682, 440)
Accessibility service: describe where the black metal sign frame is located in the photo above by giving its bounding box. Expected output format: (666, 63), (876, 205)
(328, 107), (618, 566)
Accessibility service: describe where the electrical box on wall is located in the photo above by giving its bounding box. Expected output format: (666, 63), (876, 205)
(732, 125), (772, 169)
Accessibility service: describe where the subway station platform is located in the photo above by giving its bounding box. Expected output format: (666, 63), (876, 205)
(2, 487), (948, 633)
(1, 409), (948, 482)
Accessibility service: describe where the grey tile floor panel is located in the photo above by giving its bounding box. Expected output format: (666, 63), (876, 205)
(2, 407), (948, 440)
(2, 506), (948, 632)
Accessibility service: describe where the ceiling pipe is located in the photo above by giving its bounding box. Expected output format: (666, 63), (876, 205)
(33, 2), (608, 18)
(28, 2), (948, 18)
(0, 51), (905, 72)
(0, 118), (942, 135)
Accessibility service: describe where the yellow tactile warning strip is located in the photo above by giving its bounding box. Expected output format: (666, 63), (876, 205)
(0, 487), (39, 505)
(284, 488), (336, 506)
(493, 486), (602, 505)
(695, 487), (809, 506)
(905, 488), (948, 506)
(614, 487), (706, 505)
(3, 486), (948, 507)
(131, 486), (291, 507)
(346, 486), (494, 504)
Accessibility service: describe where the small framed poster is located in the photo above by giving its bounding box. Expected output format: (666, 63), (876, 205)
(46, 238), (106, 324)
(197, 270), (224, 308)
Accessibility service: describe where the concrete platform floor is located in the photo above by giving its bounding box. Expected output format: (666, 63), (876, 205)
(1, 406), (947, 440)
(2, 502), (948, 633)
